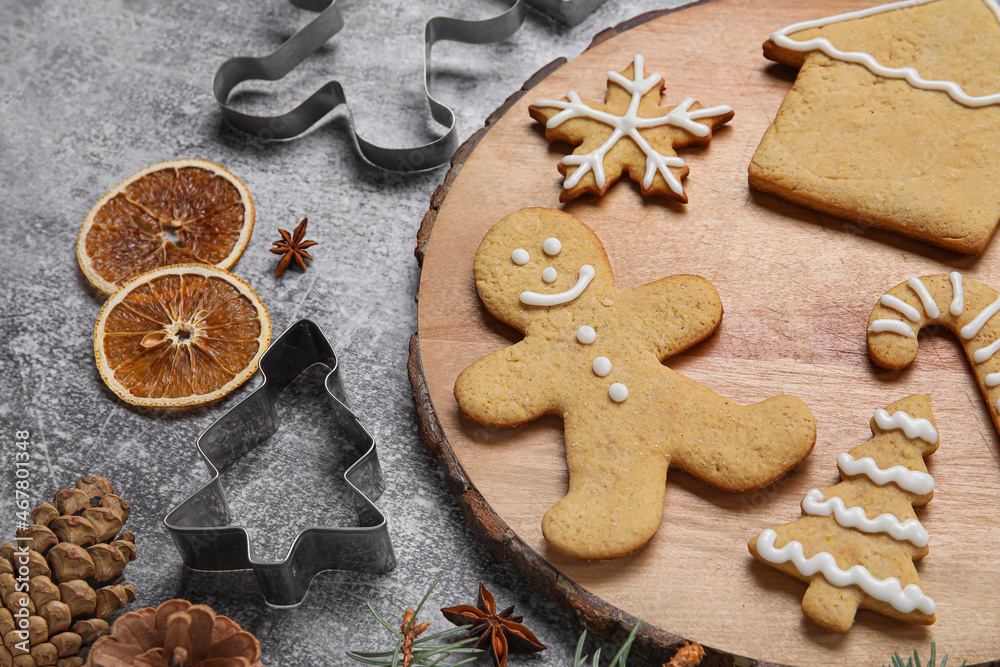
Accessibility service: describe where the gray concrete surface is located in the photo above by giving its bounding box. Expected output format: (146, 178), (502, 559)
(0, 1), (698, 664)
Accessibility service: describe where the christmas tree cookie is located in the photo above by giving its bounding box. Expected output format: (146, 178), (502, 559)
(456, 208), (816, 560)
(749, 395), (938, 631)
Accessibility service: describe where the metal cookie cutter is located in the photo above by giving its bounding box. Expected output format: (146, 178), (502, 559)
(214, 0), (526, 172)
(164, 319), (395, 605)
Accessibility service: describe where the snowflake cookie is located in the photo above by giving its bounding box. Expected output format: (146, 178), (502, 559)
(455, 208), (816, 560)
(529, 54), (734, 203)
(868, 272), (1000, 437)
(750, 394), (938, 631)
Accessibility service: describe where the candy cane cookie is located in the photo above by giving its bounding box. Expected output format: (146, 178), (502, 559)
(868, 273), (1000, 432)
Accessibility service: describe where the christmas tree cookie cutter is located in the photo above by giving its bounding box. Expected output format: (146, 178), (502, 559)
(163, 319), (395, 605)
(213, 0), (528, 171)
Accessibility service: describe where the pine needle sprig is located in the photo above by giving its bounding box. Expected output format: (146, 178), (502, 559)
(884, 642), (966, 667)
(573, 623), (705, 667)
(573, 621), (642, 667)
(347, 577), (484, 667)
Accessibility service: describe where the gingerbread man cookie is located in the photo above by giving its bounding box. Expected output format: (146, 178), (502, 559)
(868, 273), (1000, 436)
(455, 208), (816, 560)
(750, 395), (938, 631)
(529, 54), (734, 203)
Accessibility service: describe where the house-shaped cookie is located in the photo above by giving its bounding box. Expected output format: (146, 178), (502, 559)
(749, 0), (1000, 254)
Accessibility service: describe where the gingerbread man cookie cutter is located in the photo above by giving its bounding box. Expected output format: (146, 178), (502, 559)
(213, 0), (527, 171)
(455, 208), (817, 560)
(164, 319), (395, 605)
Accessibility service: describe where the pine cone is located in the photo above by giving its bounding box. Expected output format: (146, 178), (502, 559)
(85, 600), (262, 667)
(0, 476), (137, 667)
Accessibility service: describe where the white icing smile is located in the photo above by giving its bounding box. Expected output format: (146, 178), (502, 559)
(520, 265), (595, 306)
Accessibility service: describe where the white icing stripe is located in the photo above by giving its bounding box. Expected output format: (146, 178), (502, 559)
(880, 295), (921, 322)
(872, 408), (938, 443)
(755, 529), (936, 615)
(907, 277), (940, 319)
(533, 54), (732, 197)
(770, 0), (1000, 108)
(837, 453), (934, 495)
(950, 272), (964, 316)
(801, 490), (929, 547)
(868, 319), (915, 338)
(961, 294), (1000, 340)
(987, 372), (1000, 388)
(974, 338), (1000, 364)
(520, 265), (595, 306)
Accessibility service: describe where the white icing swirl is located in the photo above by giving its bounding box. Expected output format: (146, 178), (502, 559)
(520, 265), (595, 306)
(974, 338), (1000, 364)
(872, 408), (938, 443)
(837, 453), (934, 495)
(906, 277), (940, 319)
(801, 489), (929, 547)
(950, 272), (964, 316)
(961, 294), (1000, 340)
(880, 294), (921, 322)
(755, 529), (935, 615)
(868, 319), (915, 338)
(770, 0), (1000, 108)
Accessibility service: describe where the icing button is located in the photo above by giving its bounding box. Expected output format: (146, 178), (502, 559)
(592, 357), (611, 377)
(576, 326), (596, 344)
(609, 383), (628, 403)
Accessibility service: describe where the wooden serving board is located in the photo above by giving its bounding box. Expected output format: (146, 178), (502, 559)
(410, 1), (1000, 664)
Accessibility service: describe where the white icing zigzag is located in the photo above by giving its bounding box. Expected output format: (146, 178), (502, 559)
(872, 408), (938, 443)
(756, 529), (936, 614)
(771, 0), (1000, 108)
(801, 489), (930, 547)
(532, 54), (733, 197)
(837, 453), (935, 495)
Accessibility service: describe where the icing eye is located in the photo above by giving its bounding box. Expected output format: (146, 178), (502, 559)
(511, 248), (529, 265)
(543, 237), (561, 256)
(542, 267), (557, 283)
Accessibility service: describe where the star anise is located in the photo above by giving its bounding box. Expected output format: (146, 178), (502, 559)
(269, 217), (317, 277)
(441, 584), (546, 667)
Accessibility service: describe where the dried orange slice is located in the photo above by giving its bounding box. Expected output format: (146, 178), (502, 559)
(94, 264), (271, 408)
(77, 159), (254, 294)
